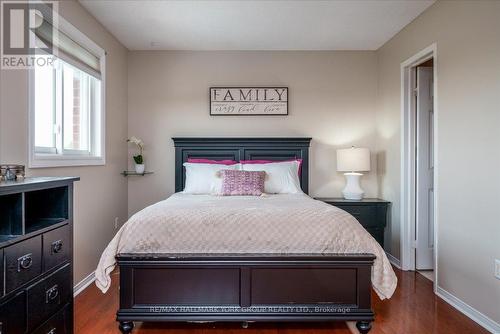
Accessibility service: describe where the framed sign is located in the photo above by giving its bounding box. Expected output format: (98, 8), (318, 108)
(210, 87), (288, 116)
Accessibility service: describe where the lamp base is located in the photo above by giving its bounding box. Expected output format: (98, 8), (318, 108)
(342, 172), (364, 200)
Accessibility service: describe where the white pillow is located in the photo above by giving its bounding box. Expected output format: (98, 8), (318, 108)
(183, 163), (241, 194)
(242, 161), (302, 194)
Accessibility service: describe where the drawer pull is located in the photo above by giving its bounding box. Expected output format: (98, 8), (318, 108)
(46, 284), (59, 303)
(51, 240), (63, 254)
(47, 328), (57, 334)
(17, 253), (33, 272)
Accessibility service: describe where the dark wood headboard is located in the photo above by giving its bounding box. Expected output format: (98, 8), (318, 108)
(172, 137), (312, 194)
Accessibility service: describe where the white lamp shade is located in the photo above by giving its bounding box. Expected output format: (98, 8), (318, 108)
(336, 147), (371, 172)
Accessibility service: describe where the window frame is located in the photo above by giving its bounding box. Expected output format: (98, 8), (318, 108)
(29, 14), (106, 168)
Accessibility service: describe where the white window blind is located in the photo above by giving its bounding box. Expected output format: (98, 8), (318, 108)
(34, 12), (102, 79)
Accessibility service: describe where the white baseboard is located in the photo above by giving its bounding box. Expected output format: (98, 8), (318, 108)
(436, 286), (500, 334)
(73, 271), (96, 297)
(385, 252), (401, 269)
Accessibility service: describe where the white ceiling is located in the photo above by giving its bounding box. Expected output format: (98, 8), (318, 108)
(79, 0), (435, 51)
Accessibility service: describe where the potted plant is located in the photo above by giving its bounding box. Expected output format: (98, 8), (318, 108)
(127, 136), (145, 174)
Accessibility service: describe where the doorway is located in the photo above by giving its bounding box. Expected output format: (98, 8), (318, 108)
(400, 44), (438, 290)
(414, 60), (434, 279)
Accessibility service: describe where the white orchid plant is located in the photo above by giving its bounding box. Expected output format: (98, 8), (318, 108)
(127, 136), (144, 164)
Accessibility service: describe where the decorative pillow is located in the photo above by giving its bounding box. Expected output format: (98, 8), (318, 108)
(242, 160), (302, 194)
(220, 170), (266, 196)
(187, 158), (237, 165)
(240, 158), (303, 176)
(183, 162), (241, 194)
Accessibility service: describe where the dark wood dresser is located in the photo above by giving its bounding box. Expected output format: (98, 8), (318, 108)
(0, 177), (79, 334)
(315, 198), (390, 247)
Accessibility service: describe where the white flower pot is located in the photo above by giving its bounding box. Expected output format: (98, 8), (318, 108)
(135, 164), (145, 174)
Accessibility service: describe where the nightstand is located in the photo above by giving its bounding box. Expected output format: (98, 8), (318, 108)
(315, 198), (390, 247)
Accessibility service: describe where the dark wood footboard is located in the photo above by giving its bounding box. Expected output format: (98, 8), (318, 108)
(115, 253), (375, 333)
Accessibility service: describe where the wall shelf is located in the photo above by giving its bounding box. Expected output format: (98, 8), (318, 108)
(121, 171), (153, 177)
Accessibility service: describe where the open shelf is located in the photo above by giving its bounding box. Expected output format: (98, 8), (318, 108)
(121, 171), (153, 177)
(0, 193), (23, 240)
(0, 181), (73, 246)
(25, 218), (68, 234)
(0, 235), (19, 243)
(0, 186), (69, 243)
(24, 186), (69, 234)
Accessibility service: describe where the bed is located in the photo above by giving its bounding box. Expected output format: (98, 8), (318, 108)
(95, 137), (397, 334)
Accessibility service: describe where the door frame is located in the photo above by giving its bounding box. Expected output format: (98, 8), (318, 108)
(400, 43), (438, 290)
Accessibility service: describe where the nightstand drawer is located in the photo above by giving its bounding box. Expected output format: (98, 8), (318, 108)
(316, 198), (390, 248)
(366, 228), (384, 246)
(335, 205), (378, 227)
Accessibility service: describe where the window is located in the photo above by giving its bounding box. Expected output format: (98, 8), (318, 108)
(29, 11), (105, 167)
(34, 57), (101, 156)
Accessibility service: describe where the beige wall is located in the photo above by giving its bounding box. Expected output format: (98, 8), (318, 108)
(0, 0), (128, 284)
(127, 51), (379, 214)
(376, 0), (500, 324)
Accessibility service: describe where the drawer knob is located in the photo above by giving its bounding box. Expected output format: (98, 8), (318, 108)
(46, 284), (59, 303)
(51, 240), (63, 254)
(17, 253), (33, 272)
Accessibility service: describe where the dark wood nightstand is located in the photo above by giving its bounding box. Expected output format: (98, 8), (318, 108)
(315, 198), (390, 247)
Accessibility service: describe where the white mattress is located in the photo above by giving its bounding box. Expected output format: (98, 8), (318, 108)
(95, 193), (397, 299)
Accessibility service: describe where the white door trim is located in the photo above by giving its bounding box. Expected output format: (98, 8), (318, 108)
(400, 43), (438, 291)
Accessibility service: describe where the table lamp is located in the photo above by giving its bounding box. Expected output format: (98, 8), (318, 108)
(336, 147), (371, 200)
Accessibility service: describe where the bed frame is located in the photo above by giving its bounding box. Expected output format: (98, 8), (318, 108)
(116, 138), (375, 334)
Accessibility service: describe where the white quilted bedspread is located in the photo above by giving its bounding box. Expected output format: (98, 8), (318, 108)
(95, 193), (397, 299)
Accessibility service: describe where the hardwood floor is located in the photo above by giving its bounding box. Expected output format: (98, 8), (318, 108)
(74, 268), (489, 334)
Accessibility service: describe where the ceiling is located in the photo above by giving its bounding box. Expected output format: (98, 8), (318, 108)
(79, 0), (435, 51)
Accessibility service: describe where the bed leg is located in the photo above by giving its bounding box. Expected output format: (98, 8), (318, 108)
(118, 321), (134, 334)
(356, 321), (372, 334)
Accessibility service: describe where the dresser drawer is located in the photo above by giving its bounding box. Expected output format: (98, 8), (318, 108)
(32, 304), (71, 334)
(43, 224), (71, 272)
(0, 291), (27, 334)
(27, 264), (71, 331)
(4, 236), (43, 293)
(336, 205), (378, 227)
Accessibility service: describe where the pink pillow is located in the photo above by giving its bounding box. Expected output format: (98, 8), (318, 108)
(240, 159), (303, 176)
(187, 158), (237, 165)
(220, 170), (265, 196)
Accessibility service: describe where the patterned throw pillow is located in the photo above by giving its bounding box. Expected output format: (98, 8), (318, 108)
(220, 170), (266, 196)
